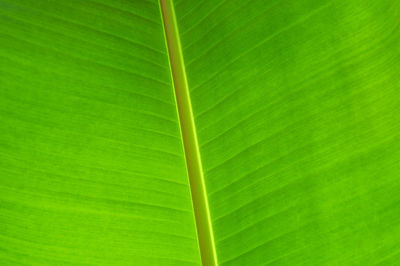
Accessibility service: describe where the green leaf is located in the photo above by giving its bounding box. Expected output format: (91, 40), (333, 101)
(173, 0), (400, 264)
(0, 0), (200, 264)
(1, 0), (400, 265)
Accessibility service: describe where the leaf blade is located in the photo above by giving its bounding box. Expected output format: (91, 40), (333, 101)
(0, 0), (201, 264)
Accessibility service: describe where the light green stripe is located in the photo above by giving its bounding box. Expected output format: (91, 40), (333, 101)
(159, 0), (218, 265)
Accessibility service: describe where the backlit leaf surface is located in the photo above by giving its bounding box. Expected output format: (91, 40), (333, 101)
(1, 0), (400, 265)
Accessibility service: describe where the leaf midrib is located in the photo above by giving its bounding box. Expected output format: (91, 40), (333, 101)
(159, 0), (218, 265)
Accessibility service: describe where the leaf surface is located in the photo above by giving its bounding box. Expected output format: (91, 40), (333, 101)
(174, 0), (400, 265)
(0, 0), (201, 265)
(1, 0), (400, 265)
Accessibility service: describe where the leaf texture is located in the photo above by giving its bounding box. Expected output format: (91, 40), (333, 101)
(173, 0), (400, 265)
(0, 0), (200, 265)
(1, 0), (400, 265)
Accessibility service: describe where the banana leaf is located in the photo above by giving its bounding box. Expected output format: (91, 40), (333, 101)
(1, 0), (399, 265)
